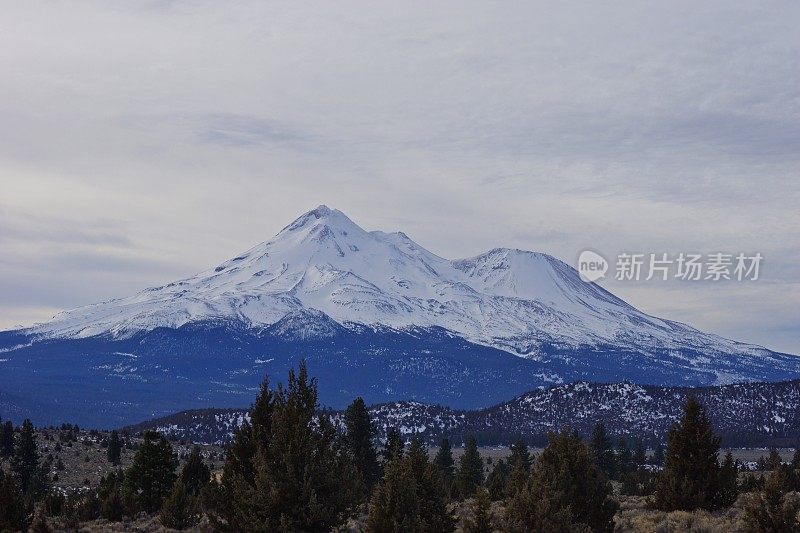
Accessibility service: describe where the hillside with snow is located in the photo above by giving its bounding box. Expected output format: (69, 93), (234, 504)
(125, 379), (800, 447)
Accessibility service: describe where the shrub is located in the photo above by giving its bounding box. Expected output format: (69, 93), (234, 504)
(506, 430), (617, 533)
(367, 439), (455, 532)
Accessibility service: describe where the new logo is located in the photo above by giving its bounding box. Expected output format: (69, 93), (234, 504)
(578, 250), (608, 283)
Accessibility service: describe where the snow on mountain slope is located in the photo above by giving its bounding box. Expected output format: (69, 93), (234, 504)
(25, 206), (794, 373)
(126, 379), (800, 447)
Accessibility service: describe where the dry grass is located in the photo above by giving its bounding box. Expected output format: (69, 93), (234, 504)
(7, 437), (783, 532)
(0, 428), (225, 493)
(45, 514), (214, 532)
(42, 496), (761, 532)
(613, 494), (750, 533)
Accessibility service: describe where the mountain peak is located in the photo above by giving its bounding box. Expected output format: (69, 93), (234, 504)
(6, 204), (800, 429)
(20, 203), (791, 383)
(279, 205), (361, 235)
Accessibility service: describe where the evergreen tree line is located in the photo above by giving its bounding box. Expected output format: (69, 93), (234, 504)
(0, 417), (49, 531)
(585, 396), (800, 530)
(0, 411), (213, 531)
(199, 367), (798, 531)
(201, 362), (621, 532)
(3, 371), (800, 531)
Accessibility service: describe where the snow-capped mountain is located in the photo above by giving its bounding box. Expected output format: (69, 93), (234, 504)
(1, 205), (798, 427)
(28, 205), (786, 363)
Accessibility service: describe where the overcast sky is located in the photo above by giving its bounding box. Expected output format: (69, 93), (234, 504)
(1, 1), (798, 353)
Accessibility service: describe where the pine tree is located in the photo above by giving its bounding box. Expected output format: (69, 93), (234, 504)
(589, 422), (615, 478)
(367, 438), (454, 532)
(29, 504), (51, 533)
(508, 438), (532, 473)
(505, 458), (528, 499)
(207, 362), (361, 531)
(505, 438), (532, 497)
(506, 485), (579, 533)
(107, 430), (122, 466)
(367, 453), (424, 532)
(179, 447), (211, 496)
(615, 437), (633, 478)
(743, 466), (800, 531)
(160, 479), (199, 530)
(383, 428), (405, 464)
(203, 376), (274, 529)
(215, 374), (275, 490)
(506, 430), (617, 533)
(11, 419), (42, 495)
(0, 468), (30, 531)
(98, 470), (125, 520)
(454, 435), (484, 498)
(100, 486), (124, 521)
(651, 442), (665, 466)
(485, 459), (510, 500)
(0, 421), (14, 458)
(462, 487), (493, 533)
(790, 448), (800, 491)
(620, 466), (658, 497)
(405, 438), (427, 471)
(766, 447), (783, 470)
(343, 397), (380, 489)
(654, 396), (721, 511)
(434, 438), (455, 480)
(62, 489), (101, 525)
(123, 430), (177, 514)
(407, 439), (455, 532)
(633, 439), (647, 467)
(717, 451), (739, 507)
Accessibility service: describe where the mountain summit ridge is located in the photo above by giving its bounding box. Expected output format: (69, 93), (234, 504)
(23, 206), (794, 371)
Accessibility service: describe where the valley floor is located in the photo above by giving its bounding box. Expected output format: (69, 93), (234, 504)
(35, 494), (757, 532)
(458, 446), (797, 465)
(10, 428), (787, 533)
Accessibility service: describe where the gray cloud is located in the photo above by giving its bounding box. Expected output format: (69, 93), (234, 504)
(0, 0), (797, 353)
(197, 114), (315, 148)
(0, 210), (132, 247)
(37, 250), (186, 276)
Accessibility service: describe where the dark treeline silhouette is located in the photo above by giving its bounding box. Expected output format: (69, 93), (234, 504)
(2, 369), (800, 531)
